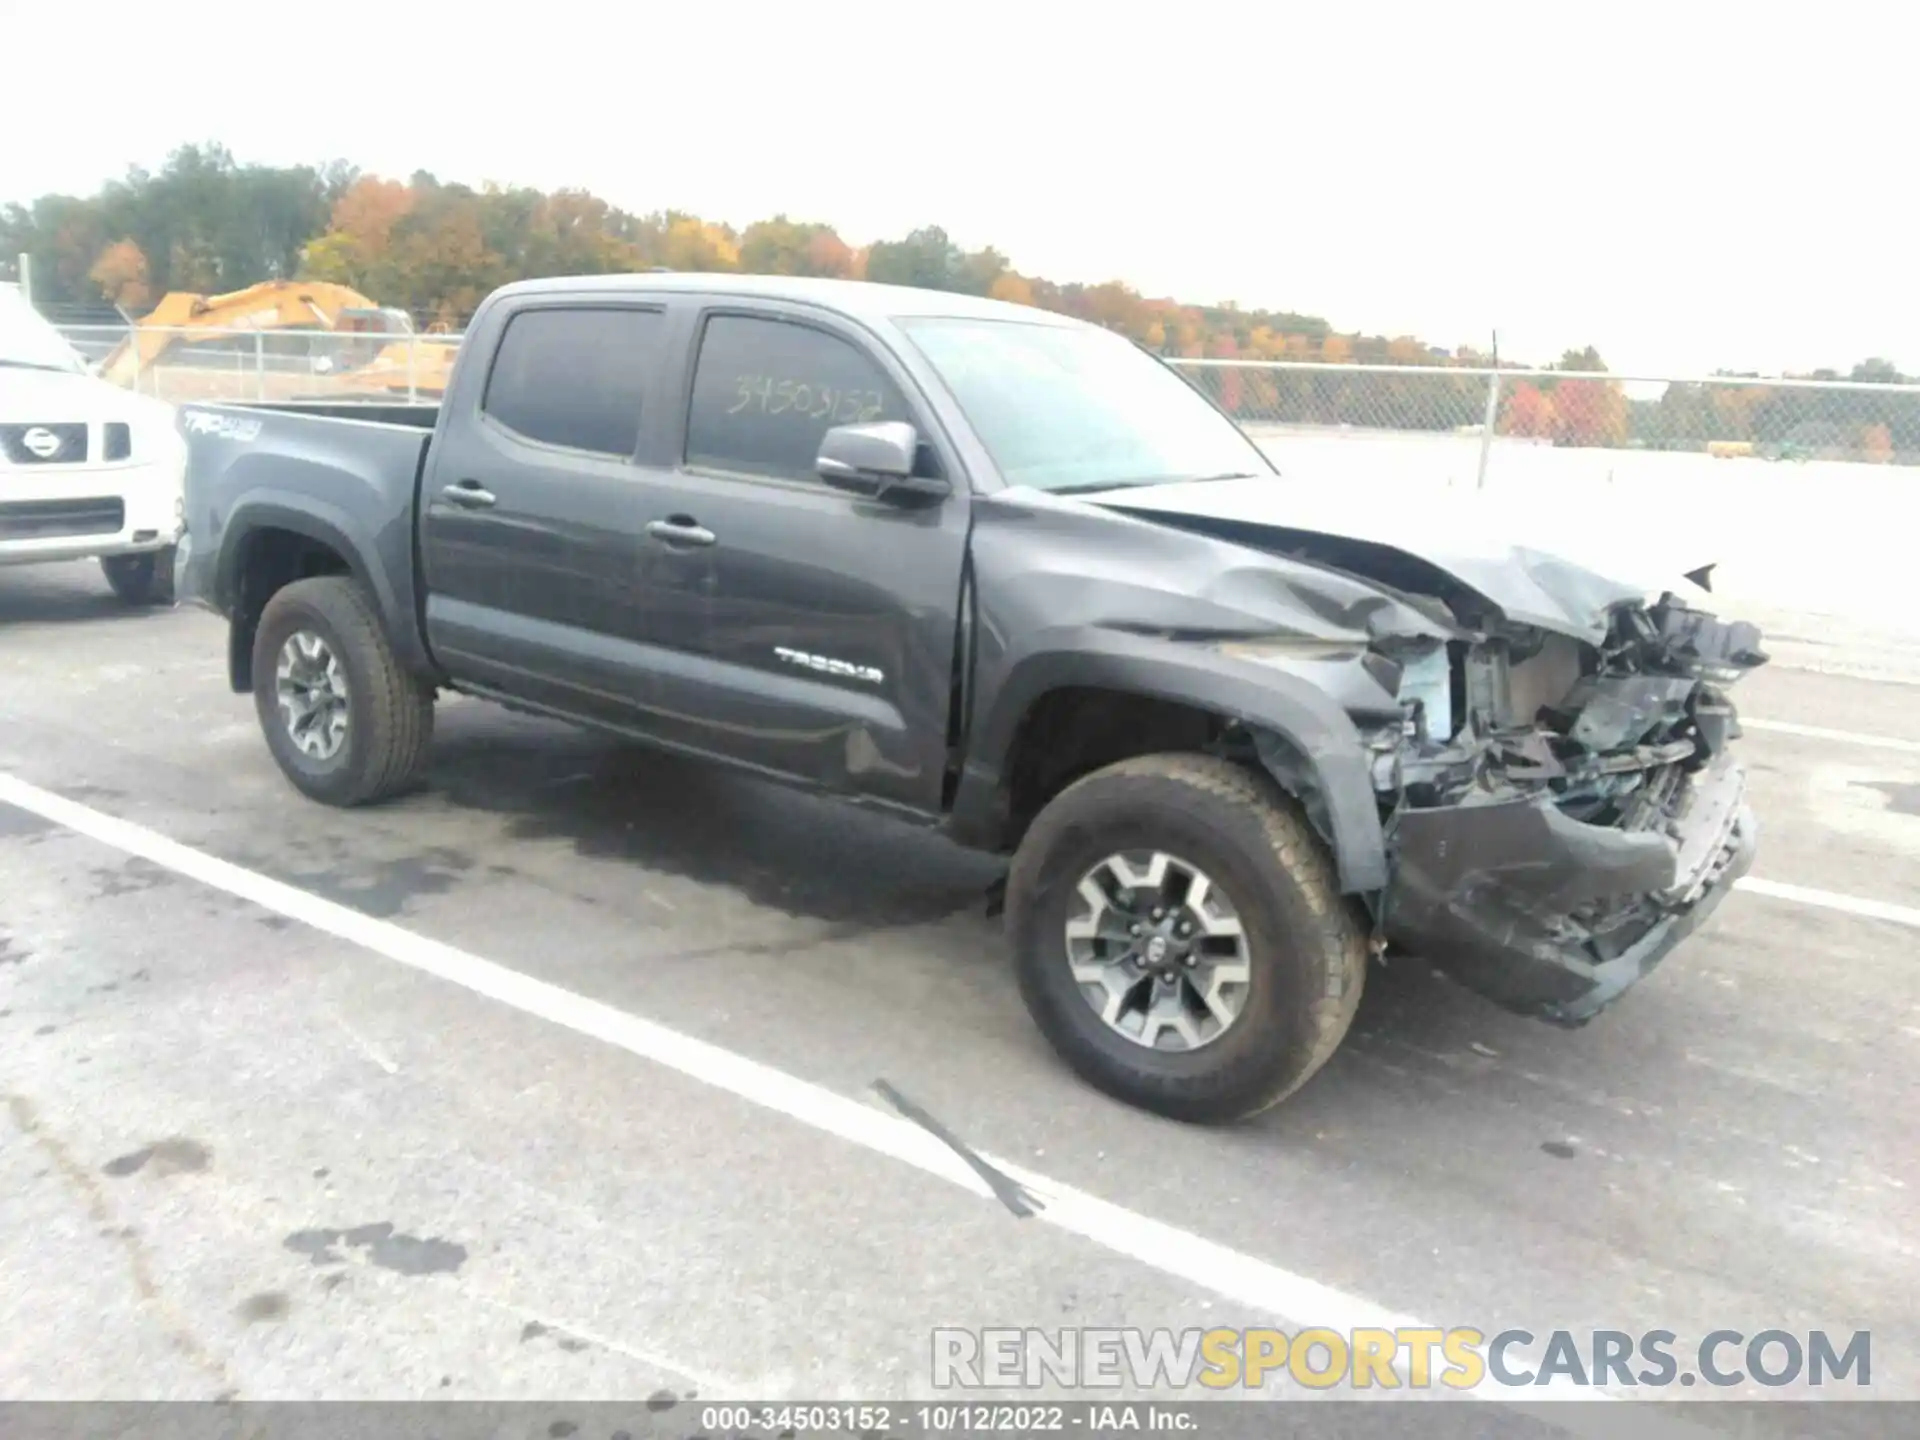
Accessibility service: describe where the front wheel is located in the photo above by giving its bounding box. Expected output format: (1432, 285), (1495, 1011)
(1005, 753), (1366, 1124)
(250, 576), (435, 807)
(100, 548), (175, 606)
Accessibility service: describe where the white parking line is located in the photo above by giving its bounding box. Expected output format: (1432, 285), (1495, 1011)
(1767, 661), (1920, 688)
(35, 778), (1896, 1427)
(2, 770), (1676, 1421)
(1741, 718), (1920, 754)
(1735, 877), (1920, 930)
(0, 778), (1427, 1291)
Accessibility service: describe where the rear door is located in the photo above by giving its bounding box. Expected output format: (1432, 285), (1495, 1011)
(418, 300), (669, 725)
(623, 304), (972, 816)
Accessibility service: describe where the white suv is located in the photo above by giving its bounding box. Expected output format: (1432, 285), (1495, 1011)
(1, 283), (186, 604)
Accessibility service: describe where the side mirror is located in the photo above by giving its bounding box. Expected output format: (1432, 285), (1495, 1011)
(816, 421), (949, 503)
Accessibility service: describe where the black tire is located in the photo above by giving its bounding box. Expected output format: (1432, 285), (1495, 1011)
(250, 575), (435, 807)
(100, 548), (175, 606)
(1005, 753), (1366, 1124)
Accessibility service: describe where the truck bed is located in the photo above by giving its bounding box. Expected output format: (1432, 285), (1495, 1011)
(219, 399), (441, 429)
(174, 399), (440, 674)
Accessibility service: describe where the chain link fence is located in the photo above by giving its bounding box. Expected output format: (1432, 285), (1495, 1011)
(51, 323), (462, 405)
(1167, 361), (1920, 473)
(46, 320), (1920, 473)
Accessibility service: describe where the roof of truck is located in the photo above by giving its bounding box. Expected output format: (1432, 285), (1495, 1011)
(490, 272), (1086, 326)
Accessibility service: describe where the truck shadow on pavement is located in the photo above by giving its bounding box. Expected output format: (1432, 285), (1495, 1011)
(417, 704), (1586, 1103)
(424, 707), (1008, 930)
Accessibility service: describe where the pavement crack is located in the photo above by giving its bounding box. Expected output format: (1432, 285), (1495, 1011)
(477, 1298), (744, 1392)
(326, 1010), (400, 1076)
(5, 1094), (237, 1395)
(652, 921), (891, 965)
(871, 1079), (1042, 1218)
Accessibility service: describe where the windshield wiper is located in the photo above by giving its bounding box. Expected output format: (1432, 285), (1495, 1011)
(0, 358), (80, 374)
(1048, 480), (1147, 496)
(1049, 471), (1262, 496)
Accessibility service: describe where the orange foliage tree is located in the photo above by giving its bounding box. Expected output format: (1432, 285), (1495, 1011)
(88, 239), (151, 308)
(1501, 382), (1557, 438)
(1551, 377), (1629, 447)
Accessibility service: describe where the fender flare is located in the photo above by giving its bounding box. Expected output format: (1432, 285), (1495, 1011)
(216, 494), (422, 688)
(950, 630), (1390, 895)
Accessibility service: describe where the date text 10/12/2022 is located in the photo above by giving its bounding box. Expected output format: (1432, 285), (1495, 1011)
(697, 1404), (1198, 1434)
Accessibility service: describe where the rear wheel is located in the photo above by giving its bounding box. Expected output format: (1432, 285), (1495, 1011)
(250, 576), (435, 807)
(100, 548), (175, 606)
(1005, 753), (1366, 1123)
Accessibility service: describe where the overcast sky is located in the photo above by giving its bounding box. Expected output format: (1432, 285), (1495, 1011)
(3, 1), (1909, 376)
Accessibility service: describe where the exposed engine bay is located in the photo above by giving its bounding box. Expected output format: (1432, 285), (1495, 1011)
(1370, 594), (1769, 1024)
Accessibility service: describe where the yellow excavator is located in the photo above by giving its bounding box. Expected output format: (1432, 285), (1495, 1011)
(97, 280), (457, 402)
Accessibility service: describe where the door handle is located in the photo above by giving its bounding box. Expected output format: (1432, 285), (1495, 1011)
(441, 480), (497, 508)
(646, 516), (717, 547)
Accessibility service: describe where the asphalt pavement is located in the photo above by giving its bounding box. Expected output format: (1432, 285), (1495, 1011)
(2, 561), (1917, 1421)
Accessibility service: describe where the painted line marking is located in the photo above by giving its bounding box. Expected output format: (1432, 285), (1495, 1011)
(1735, 877), (1920, 930)
(0, 774), (1770, 1426)
(0, 777), (1414, 1315)
(1742, 718), (1920, 754)
(1768, 661), (1920, 688)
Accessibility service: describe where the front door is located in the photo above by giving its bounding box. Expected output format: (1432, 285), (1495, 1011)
(625, 306), (971, 817)
(419, 301), (670, 726)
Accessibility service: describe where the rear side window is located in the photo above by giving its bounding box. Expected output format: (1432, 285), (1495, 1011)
(483, 306), (663, 457)
(685, 314), (909, 481)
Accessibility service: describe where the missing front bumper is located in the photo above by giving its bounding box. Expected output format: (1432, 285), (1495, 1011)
(1382, 750), (1757, 1025)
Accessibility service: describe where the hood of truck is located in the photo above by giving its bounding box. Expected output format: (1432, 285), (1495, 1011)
(1084, 475), (1711, 643)
(0, 364), (174, 428)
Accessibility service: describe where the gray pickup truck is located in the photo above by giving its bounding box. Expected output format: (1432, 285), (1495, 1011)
(173, 273), (1765, 1123)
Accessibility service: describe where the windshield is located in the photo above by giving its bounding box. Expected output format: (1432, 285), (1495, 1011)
(0, 285), (88, 372)
(897, 316), (1274, 492)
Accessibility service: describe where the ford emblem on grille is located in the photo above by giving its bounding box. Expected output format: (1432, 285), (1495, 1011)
(21, 427), (64, 459)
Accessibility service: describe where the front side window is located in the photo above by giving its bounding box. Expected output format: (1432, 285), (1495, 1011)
(898, 316), (1273, 493)
(482, 306), (663, 457)
(685, 314), (910, 481)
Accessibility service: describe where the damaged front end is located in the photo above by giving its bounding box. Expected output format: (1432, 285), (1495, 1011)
(1371, 594), (1768, 1026)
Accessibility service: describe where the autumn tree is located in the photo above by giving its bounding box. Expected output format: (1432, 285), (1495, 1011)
(988, 272), (1035, 307)
(88, 239), (151, 309)
(957, 245), (1010, 297)
(739, 216), (854, 277)
(1208, 333), (1244, 415)
(807, 229), (856, 278)
(521, 190), (642, 277)
(655, 213), (740, 272)
(1550, 378), (1628, 446)
(386, 188), (509, 325)
(300, 176), (416, 293)
(865, 226), (965, 290)
(1501, 382), (1557, 439)
(25, 143), (1898, 461)
(2, 145), (343, 308)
